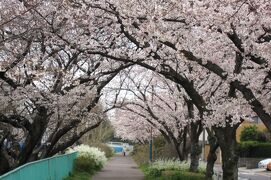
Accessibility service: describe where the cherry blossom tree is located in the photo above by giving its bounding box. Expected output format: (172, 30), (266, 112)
(0, 0), (130, 173)
(81, 1), (270, 179)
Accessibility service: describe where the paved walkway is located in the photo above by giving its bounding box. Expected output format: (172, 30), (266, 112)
(214, 164), (271, 180)
(92, 156), (144, 180)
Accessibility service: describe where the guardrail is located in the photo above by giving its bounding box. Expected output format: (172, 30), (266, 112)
(0, 152), (77, 180)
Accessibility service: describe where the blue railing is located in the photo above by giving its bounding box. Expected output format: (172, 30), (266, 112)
(0, 152), (77, 180)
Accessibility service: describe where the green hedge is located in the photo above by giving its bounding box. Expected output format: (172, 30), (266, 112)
(238, 141), (271, 158)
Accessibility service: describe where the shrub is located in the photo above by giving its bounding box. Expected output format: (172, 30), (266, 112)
(150, 159), (184, 171)
(149, 159), (206, 173)
(64, 156), (98, 180)
(240, 125), (260, 142)
(74, 156), (97, 173)
(141, 159), (206, 180)
(91, 143), (114, 158)
(67, 144), (107, 168)
(238, 141), (271, 158)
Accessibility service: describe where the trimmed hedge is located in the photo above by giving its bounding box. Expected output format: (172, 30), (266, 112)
(238, 141), (271, 158)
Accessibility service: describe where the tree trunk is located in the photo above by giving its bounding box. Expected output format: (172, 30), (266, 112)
(189, 122), (202, 172)
(214, 123), (239, 180)
(185, 98), (203, 172)
(18, 106), (48, 165)
(190, 140), (201, 172)
(182, 126), (189, 161)
(205, 129), (219, 180)
(0, 150), (10, 175)
(173, 141), (184, 161)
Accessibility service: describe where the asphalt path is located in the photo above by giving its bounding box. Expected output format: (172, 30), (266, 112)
(92, 156), (144, 180)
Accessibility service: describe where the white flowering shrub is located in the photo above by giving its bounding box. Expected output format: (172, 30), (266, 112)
(67, 144), (107, 168)
(149, 159), (206, 173)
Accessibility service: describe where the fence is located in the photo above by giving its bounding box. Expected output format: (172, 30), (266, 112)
(0, 152), (77, 180)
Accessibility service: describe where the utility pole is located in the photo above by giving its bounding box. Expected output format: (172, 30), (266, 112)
(149, 85), (154, 163)
(202, 128), (206, 161)
(149, 126), (153, 162)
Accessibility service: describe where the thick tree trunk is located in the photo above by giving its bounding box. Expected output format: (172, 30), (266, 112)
(0, 150), (10, 175)
(189, 122), (202, 172)
(205, 130), (219, 180)
(18, 106), (49, 165)
(185, 98), (203, 172)
(190, 140), (201, 172)
(182, 126), (189, 161)
(172, 141), (184, 161)
(214, 124), (239, 180)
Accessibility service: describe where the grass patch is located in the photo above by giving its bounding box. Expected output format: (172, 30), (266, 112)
(64, 171), (92, 180)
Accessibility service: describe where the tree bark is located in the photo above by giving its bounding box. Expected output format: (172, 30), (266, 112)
(0, 132), (10, 175)
(214, 123), (239, 180)
(0, 150), (10, 175)
(172, 140), (184, 161)
(205, 129), (219, 180)
(182, 127), (189, 161)
(18, 106), (49, 165)
(185, 98), (203, 172)
(190, 139), (201, 172)
(189, 121), (203, 172)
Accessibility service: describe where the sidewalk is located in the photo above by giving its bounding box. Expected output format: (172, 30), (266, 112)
(92, 156), (144, 180)
(213, 164), (271, 180)
(239, 167), (271, 178)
